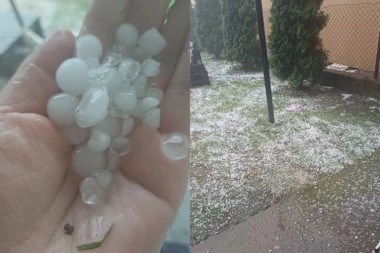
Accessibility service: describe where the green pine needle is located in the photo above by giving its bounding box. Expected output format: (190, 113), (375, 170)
(76, 223), (115, 251)
(76, 242), (103, 251)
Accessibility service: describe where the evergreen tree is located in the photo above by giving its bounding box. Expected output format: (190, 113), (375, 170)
(220, 0), (262, 70)
(195, 0), (223, 57)
(269, 0), (328, 87)
(190, 5), (199, 47)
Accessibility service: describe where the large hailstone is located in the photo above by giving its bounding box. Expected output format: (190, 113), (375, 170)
(47, 92), (79, 126)
(72, 145), (107, 178)
(89, 67), (123, 99)
(80, 177), (104, 205)
(118, 58), (140, 81)
(114, 89), (137, 113)
(93, 170), (113, 189)
(87, 129), (111, 153)
(62, 123), (89, 145)
(110, 137), (132, 156)
(76, 34), (103, 61)
(160, 133), (190, 161)
(121, 117), (134, 136)
(93, 116), (122, 138)
(115, 23), (139, 48)
(75, 86), (109, 128)
(138, 28), (167, 56)
(108, 105), (130, 119)
(142, 59), (160, 77)
(56, 58), (90, 95)
(130, 99), (145, 118)
(106, 148), (120, 171)
(143, 108), (160, 129)
(146, 87), (164, 102)
(131, 75), (147, 98)
(141, 97), (160, 113)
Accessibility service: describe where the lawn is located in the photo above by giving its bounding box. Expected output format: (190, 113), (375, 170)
(190, 54), (380, 245)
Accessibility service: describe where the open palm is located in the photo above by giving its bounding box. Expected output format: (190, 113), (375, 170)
(0, 0), (189, 252)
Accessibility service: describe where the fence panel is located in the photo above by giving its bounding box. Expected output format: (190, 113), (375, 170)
(263, 3), (380, 73)
(320, 3), (380, 72)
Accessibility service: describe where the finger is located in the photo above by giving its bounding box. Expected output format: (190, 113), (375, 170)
(154, 0), (190, 91)
(0, 28), (75, 115)
(79, 0), (132, 52)
(160, 37), (190, 135)
(119, 40), (190, 210)
(127, 0), (171, 33)
(121, 128), (189, 210)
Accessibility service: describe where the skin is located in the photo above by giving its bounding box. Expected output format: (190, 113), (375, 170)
(0, 0), (190, 252)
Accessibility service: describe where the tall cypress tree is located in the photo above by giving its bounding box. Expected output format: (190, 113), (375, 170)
(194, 0), (223, 57)
(190, 5), (199, 47)
(220, 0), (262, 70)
(269, 0), (328, 87)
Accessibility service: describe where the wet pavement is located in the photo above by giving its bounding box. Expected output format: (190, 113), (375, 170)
(192, 151), (380, 253)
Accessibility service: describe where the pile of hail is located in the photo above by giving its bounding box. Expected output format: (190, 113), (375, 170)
(47, 23), (189, 205)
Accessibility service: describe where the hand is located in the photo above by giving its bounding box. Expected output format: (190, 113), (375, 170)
(0, 0), (189, 252)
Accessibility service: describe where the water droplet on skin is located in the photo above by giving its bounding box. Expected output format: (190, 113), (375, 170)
(160, 133), (190, 161)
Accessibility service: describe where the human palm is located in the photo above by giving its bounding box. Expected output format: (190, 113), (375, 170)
(0, 0), (189, 252)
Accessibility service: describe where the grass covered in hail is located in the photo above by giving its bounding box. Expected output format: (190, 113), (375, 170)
(190, 54), (380, 245)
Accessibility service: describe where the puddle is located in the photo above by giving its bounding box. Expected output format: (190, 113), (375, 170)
(293, 151), (380, 252)
(191, 151), (380, 252)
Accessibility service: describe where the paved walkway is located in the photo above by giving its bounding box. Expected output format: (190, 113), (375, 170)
(192, 152), (380, 253)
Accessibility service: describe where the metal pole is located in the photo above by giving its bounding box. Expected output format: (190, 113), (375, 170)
(9, 0), (24, 28)
(374, 32), (380, 79)
(255, 0), (274, 123)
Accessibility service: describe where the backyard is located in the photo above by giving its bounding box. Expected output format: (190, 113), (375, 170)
(190, 54), (380, 245)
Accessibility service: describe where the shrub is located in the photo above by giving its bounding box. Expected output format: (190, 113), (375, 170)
(220, 0), (262, 70)
(269, 0), (328, 87)
(190, 5), (200, 48)
(194, 0), (223, 57)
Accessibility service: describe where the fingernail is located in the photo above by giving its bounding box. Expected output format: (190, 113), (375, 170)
(160, 132), (190, 161)
(35, 27), (68, 52)
(46, 27), (68, 42)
